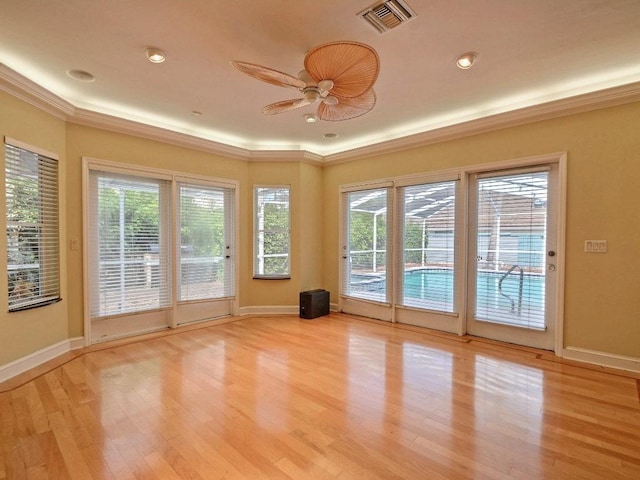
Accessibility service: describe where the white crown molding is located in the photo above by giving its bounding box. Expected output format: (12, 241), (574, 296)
(248, 149), (324, 165)
(3, 60), (640, 165)
(0, 63), (74, 120)
(323, 80), (640, 164)
(70, 108), (252, 161)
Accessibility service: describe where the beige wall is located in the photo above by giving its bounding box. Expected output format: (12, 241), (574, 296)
(298, 162), (324, 293)
(323, 102), (640, 358)
(246, 161), (324, 307)
(1, 88), (639, 367)
(0, 92), (69, 365)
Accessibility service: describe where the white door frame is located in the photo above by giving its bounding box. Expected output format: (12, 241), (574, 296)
(338, 152), (566, 354)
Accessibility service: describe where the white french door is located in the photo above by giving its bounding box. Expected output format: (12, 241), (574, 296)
(340, 186), (393, 321)
(339, 154), (564, 352)
(175, 180), (236, 326)
(85, 159), (238, 343)
(393, 178), (463, 334)
(466, 165), (560, 350)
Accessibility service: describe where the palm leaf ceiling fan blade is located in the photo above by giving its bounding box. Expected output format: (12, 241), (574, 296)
(231, 41), (379, 120)
(230, 61), (306, 89)
(263, 98), (313, 115)
(318, 89), (377, 122)
(304, 41), (380, 99)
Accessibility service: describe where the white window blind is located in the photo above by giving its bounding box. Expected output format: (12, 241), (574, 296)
(178, 183), (235, 301)
(254, 186), (290, 278)
(5, 141), (60, 311)
(475, 170), (548, 329)
(400, 181), (456, 312)
(88, 171), (172, 317)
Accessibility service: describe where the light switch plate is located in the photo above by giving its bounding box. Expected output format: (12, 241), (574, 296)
(584, 240), (607, 253)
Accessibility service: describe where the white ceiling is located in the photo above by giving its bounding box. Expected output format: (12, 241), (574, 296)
(1, 0), (640, 158)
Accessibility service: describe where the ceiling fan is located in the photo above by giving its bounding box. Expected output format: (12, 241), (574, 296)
(230, 41), (380, 122)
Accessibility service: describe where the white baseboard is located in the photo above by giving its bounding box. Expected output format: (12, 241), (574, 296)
(0, 336), (85, 383)
(238, 303), (339, 317)
(5, 333), (637, 386)
(238, 305), (299, 316)
(562, 346), (640, 373)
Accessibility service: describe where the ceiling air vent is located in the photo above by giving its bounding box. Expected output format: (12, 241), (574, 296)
(360, 0), (416, 34)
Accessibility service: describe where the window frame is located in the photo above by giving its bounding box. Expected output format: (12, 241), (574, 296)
(4, 137), (61, 312)
(253, 185), (291, 279)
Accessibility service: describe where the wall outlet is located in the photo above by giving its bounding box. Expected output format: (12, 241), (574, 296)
(584, 240), (607, 253)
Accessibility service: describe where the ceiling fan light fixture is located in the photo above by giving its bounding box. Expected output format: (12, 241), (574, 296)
(146, 47), (166, 64)
(303, 89), (320, 102)
(456, 52), (477, 69)
(304, 113), (318, 123)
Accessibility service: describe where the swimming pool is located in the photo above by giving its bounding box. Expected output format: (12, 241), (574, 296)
(350, 268), (545, 323)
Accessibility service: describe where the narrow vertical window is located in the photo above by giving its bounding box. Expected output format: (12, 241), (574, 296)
(254, 186), (290, 278)
(5, 140), (60, 311)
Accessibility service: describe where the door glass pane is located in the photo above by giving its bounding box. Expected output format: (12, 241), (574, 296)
(343, 188), (390, 302)
(91, 174), (171, 317)
(401, 181), (456, 312)
(178, 183), (233, 301)
(475, 171), (547, 329)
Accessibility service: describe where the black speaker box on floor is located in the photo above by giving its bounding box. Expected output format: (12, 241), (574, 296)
(299, 289), (330, 319)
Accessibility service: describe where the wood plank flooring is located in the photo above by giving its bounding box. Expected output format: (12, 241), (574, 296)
(1, 313), (639, 479)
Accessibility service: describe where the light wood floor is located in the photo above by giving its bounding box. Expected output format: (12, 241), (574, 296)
(1, 313), (639, 479)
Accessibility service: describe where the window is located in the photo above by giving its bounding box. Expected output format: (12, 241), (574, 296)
(177, 182), (235, 301)
(88, 171), (172, 317)
(254, 186), (290, 278)
(5, 139), (60, 311)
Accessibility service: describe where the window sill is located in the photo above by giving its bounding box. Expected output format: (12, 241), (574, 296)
(253, 276), (291, 280)
(9, 297), (62, 313)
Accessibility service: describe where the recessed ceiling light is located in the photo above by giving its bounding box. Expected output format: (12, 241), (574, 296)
(66, 69), (95, 82)
(303, 113), (318, 123)
(191, 110), (202, 116)
(456, 52), (477, 69)
(146, 47), (166, 64)
(324, 133), (339, 139)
